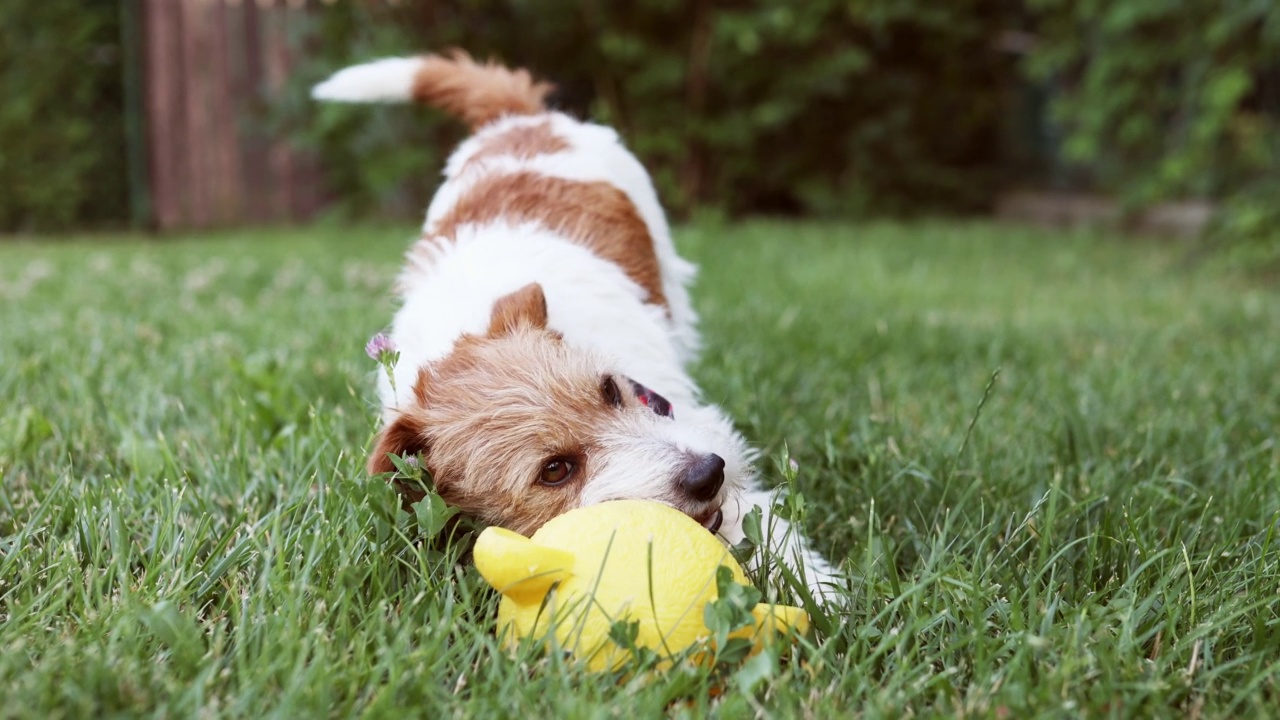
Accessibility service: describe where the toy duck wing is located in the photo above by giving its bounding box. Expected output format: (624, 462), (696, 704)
(748, 603), (811, 640)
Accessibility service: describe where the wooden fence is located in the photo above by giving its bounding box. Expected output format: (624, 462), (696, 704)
(139, 0), (325, 230)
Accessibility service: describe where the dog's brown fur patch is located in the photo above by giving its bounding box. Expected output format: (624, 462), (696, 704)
(369, 285), (620, 527)
(412, 50), (553, 130)
(376, 327), (616, 535)
(465, 121), (569, 170)
(422, 172), (667, 308)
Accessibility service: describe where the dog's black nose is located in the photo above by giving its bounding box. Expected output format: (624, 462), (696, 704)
(680, 454), (725, 502)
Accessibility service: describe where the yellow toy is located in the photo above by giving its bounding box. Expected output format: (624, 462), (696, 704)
(472, 499), (809, 671)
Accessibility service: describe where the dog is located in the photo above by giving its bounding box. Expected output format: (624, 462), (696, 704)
(313, 51), (840, 601)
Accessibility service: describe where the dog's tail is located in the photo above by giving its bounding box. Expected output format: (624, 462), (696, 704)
(311, 50), (553, 130)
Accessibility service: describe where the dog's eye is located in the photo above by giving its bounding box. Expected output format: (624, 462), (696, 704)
(601, 376), (623, 408)
(539, 458), (577, 487)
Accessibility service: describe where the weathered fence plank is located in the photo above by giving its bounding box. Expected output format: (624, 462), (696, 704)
(140, 0), (322, 230)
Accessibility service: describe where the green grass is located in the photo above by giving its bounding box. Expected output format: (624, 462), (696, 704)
(2, 221), (1278, 717)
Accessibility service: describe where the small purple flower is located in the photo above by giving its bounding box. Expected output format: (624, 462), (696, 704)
(404, 455), (420, 469)
(367, 332), (401, 394)
(365, 333), (396, 361)
(789, 458), (800, 473)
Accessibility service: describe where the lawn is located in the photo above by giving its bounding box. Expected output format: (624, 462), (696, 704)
(2, 221), (1277, 717)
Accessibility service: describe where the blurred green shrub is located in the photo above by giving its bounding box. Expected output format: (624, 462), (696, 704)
(0, 0), (127, 232)
(1027, 0), (1280, 269)
(287, 0), (1018, 220)
(4, 0), (1275, 261)
(281, 2), (457, 222)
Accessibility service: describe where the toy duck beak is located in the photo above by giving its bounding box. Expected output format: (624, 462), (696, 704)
(473, 526), (574, 605)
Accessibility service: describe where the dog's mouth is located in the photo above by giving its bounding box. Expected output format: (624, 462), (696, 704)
(693, 506), (723, 534)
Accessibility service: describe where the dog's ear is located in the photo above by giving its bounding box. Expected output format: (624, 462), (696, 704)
(368, 414), (435, 504)
(488, 282), (548, 337)
(412, 365), (434, 406)
(367, 414), (427, 477)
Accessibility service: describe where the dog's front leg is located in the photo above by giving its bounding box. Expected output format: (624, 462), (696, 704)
(720, 489), (844, 606)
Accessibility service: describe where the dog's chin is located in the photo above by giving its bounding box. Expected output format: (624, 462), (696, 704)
(692, 505), (724, 533)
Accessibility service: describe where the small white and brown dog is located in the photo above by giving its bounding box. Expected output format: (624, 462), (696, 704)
(313, 51), (839, 600)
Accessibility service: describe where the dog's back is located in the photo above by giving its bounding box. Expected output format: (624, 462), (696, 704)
(313, 52), (698, 373)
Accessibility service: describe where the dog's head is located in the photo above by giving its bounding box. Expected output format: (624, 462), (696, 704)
(369, 282), (747, 535)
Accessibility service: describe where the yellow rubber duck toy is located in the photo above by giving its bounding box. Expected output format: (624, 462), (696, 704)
(472, 499), (810, 671)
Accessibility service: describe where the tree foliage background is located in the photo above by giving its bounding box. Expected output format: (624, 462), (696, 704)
(294, 0), (1019, 219)
(2, 0), (1277, 267)
(0, 0), (127, 232)
(1027, 0), (1280, 269)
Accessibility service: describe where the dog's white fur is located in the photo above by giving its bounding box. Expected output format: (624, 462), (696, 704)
(388, 113), (700, 411)
(315, 53), (840, 601)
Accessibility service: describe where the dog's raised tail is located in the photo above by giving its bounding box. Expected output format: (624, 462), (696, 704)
(311, 50), (552, 130)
